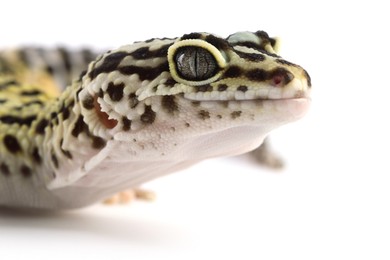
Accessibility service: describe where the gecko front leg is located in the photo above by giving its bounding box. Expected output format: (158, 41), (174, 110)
(103, 188), (156, 205)
(250, 138), (284, 169)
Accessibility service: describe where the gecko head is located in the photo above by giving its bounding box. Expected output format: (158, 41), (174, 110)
(79, 31), (311, 157)
(166, 31), (311, 101)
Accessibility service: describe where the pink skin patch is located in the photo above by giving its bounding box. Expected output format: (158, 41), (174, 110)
(272, 75), (284, 86)
(94, 96), (118, 129)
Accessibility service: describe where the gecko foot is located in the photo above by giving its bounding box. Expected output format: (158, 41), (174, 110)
(250, 139), (284, 169)
(103, 188), (156, 205)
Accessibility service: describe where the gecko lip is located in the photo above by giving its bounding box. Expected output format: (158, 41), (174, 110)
(182, 91), (311, 102)
(181, 92), (311, 116)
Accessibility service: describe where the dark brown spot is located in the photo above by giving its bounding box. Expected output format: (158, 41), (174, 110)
(218, 84), (228, 91)
(118, 63), (169, 81)
(3, 135), (21, 153)
(51, 153), (59, 168)
(45, 65), (53, 75)
(255, 30), (271, 41)
(23, 100), (44, 107)
(129, 44), (171, 59)
(59, 139), (73, 159)
(205, 34), (230, 50)
(78, 70), (87, 82)
(217, 115), (222, 119)
(144, 38), (156, 43)
(49, 112), (57, 120)
(21, 165), (32, 178)
(237, 85), (248, 92)
(185, 122), (190, 127)
(92, 136), (106, 149)
(164, 78), (177, 87)
(61, 106), (70, 120)
(223, 66), (242, 78)
(197, 84), (213, 92)
(98, 89), (104, 98)
(140, 105), (156, 124)
(246, 69), (268, 81)
(181, 33), (203, 40)
(20, 89), (41, 96)
(161, 96), (178, 114)
(122, 117), (131, 131)
(235, 51), (265, 61)
(234, 40), (280, 58)
(275, 59), (298, 67)
(32, 147), (42, 164)
(129, 47), (150, 59)
(106, 82), (125, 102)
(35, 118), (49, 134)
(191, 101), (200, 107)
(0, 115), (36, 126)
(0, 163), (10, 176)
(71, 116), (87, 137)
(62, 149), (72, 159)
(89, 51), (129, 79)
(128, 93), (139, 108)
(231, 111), (242, 119)
(82, 94), (95, 110)
(0, 80), (19, 90)
(198, 110), (210, 120)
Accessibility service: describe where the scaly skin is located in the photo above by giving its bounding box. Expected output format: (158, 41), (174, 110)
(0, 31), (311, 209)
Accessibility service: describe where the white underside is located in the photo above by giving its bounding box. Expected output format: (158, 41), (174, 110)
(48, 98), (310, 209)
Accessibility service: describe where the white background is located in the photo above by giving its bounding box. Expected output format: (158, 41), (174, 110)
(1, 0), (389, 259)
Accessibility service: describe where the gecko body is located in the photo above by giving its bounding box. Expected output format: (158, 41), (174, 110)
(0, 31), (311, 209)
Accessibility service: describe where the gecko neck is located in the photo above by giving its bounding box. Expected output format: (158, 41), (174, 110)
(33, 79), (107, 181)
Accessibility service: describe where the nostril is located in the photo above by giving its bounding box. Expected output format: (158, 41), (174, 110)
(270, 68), (294, 87)
(272, 74), (283, 86)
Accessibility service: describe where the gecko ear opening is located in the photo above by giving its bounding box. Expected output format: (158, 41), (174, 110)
(93, 96), (118, 129)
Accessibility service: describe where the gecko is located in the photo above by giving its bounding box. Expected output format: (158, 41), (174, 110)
(0, 31), (311, 209)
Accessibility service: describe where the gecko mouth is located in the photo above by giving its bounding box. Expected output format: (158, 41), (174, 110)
(181, 77), (311, 102)
(182, 89), (310, 102)
(180, 89), (311, 116)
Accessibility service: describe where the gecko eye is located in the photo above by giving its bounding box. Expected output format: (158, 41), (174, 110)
(174, 46), (218, 81)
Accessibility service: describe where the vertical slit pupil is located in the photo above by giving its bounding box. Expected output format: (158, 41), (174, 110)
(175, 46), (218, 81)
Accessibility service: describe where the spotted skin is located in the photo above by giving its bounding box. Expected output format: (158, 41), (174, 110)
(0, 31), (311, 209)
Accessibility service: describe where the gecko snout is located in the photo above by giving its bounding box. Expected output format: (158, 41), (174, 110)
(269, 68), (294, 87)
